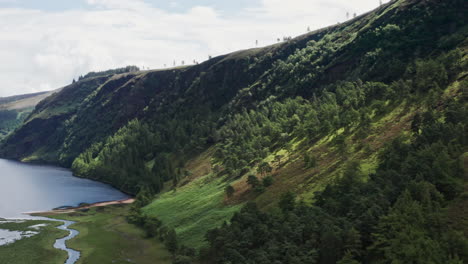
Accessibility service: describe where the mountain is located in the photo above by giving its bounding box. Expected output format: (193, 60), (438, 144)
(0, 91), (49, 107)
(0, 90), (58, 140)
(1, 0), (467, 262)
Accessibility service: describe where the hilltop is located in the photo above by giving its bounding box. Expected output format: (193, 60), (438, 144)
(0, 0), (467, 262)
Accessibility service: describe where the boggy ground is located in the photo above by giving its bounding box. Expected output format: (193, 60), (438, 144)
(0, 220), (68, 264)
(38, 204), (172, 264)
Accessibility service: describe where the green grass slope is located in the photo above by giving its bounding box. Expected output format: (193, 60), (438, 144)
(144, 172), (243, 249)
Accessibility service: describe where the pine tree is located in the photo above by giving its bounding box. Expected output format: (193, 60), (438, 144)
(411, 113), (422, 134)
(247, 175), (260, 188)
(279, 191), (296, 213)
(225, 185), (235, 197)
(165, 229), (179, 253)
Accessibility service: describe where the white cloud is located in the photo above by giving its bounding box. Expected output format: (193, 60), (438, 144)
(0, 0), (389, 97)
(86, 0), (151, 11)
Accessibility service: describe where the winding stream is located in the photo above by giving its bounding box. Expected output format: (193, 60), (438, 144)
(0, 158), (130, 264)
(54, 220), (80, 264)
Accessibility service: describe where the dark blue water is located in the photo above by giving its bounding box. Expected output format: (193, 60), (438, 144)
(0, 158), (129, 218)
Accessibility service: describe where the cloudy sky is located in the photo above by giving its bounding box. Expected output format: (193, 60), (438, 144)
(0, 0), (388, 97)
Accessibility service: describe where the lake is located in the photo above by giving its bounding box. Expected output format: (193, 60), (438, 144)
(0, 158), (129, 218)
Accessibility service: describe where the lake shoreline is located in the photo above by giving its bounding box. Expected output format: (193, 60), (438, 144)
(0, 159), (135, 264)
(24, 199), (134, 264)
(0, 158), (131, 219)
(37, 204), (173, 264)
(29, 198), (135, 216)
(0, 157), (136, 197)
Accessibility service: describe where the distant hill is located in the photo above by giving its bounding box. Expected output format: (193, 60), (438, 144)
(0, 92), (47, 105)
(0, 65), (139, 141)
(0, 90), (59, 140)
(0, 90), (57, 110)
(1, 0), (467, 262)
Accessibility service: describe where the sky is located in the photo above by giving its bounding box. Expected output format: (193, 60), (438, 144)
(0, 0), (389, 97)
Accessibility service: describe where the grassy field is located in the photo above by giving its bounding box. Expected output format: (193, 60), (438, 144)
(144, 173), (243, 249)
(46, 205), (172, 264)
(0, 220), (68, 264)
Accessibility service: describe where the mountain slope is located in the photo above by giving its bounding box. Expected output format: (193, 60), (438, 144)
(0, 90), (58, 140)
(1, 0), (467, 262)
(0, 67), (139, 162)
(2, 0), (465, 167)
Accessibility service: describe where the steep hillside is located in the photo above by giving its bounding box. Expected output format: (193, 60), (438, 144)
(1, 0), (467, 262)
(0, 67), (139, 162)
(0, 91), (57, 140)
(2, 0), (464, 169)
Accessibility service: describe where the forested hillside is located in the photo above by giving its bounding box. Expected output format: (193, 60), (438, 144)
(1, 0), (467, 263)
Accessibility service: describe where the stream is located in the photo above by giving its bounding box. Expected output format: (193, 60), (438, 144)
(0, 158), (130, 264)
(53, 220), (80, 264)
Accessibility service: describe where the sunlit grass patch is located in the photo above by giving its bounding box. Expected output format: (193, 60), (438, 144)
(144, 174), (243, 249)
